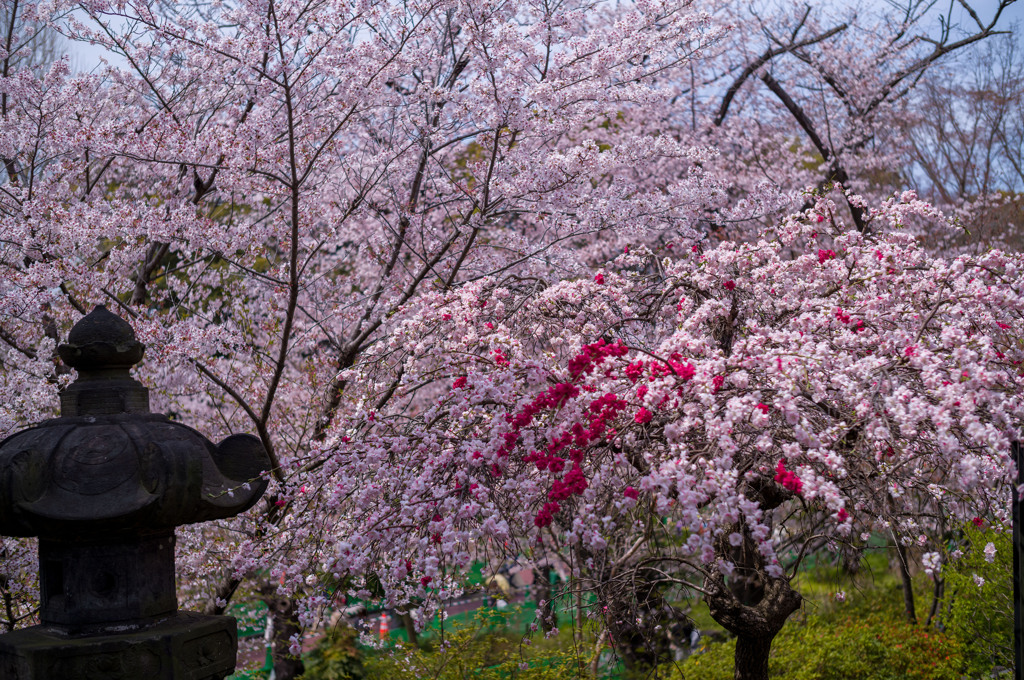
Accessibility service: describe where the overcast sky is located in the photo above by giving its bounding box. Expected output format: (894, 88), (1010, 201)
(62, 1), (1022, 75)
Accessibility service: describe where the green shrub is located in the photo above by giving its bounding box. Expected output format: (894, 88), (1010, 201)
(943, 525), (1013, 677)
(671, 637), (735, 680)
(778, 615), (962, 680)
(301, 626), (366, 680)
(674, 614), (962, 680)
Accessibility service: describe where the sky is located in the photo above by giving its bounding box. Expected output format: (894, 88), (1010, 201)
(62, 1), (1023, 75)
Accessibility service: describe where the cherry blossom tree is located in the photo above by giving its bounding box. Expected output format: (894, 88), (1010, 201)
(1, 0), (721, 675)
(1, 0), (1022, 679)
(326, 190), (1024, 678)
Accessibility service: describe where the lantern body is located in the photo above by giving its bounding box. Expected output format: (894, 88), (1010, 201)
(0, 306), (270, 680)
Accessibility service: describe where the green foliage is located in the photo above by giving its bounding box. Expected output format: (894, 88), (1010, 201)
(301, 626), (366, 680)
(779, 615), (962, 680)
(363, 609), (580, 680)
(672, 638), (735, 680)
(668, 551), (963, 680)
(675, 614), (961, 680)
(943, 525), (1013, 677)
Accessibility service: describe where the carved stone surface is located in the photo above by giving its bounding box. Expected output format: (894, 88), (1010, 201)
(38, 533), (178, 630)
(0, 307), (270, 539)
(0, 416), (270, 536)
(0, 306), (271, 678)
(0, 612), (237, 680)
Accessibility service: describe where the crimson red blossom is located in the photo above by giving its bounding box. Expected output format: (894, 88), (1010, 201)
(774, 460), (803, 494)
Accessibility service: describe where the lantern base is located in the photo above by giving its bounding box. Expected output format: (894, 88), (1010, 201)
(0, 611), (237, 680)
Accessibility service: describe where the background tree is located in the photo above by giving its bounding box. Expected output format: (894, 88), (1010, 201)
(902, 30), (1024, 252)
(686, 0), (1017, 238)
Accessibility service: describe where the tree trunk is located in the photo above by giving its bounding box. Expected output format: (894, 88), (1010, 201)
(704, 492), (802, 680)
(400, 610), (419, 646)
(895, 542), (917, 624)
(535, 565), (555, 632)
(262, 592), (305, 680)
(704, 572), (801, 680)
(734, 634), (773, 680)
(925, 578), (944, 628)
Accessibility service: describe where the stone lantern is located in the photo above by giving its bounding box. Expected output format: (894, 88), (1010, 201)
(0, 306), (271, 679)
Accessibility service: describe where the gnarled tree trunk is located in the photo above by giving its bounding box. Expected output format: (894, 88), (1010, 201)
(705, 490), (802, 680)
(704, 573), (802, 680)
